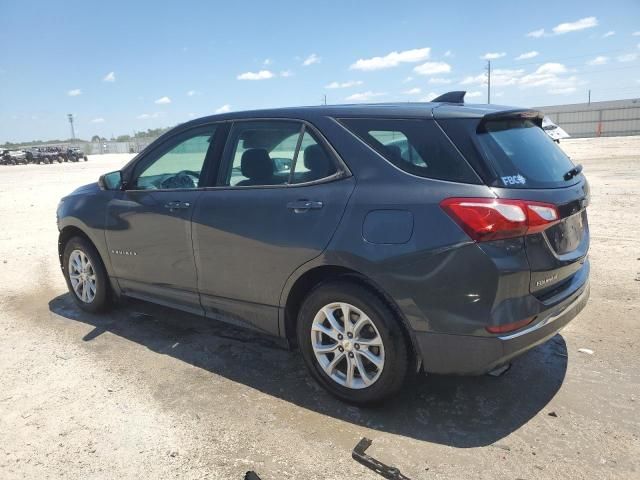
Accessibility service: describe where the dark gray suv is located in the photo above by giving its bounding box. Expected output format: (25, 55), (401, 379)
(57, 92), (590, 404)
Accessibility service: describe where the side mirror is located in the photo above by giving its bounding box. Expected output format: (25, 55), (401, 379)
(98, 170), (123, 190)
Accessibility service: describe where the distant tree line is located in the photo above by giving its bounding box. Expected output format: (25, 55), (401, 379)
(2, 126), (172, 149)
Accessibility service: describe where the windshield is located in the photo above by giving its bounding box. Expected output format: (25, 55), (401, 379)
(475, 119), (577, 188)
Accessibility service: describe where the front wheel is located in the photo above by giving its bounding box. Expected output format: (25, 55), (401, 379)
(62, 236), (112, 312)
(297, 281), (410, 405)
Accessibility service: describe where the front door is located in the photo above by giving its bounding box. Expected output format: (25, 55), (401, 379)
(105, 124), (219, 314)
(191, 120), (355, 334)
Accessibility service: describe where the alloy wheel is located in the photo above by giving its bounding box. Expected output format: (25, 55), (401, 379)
(68, 249), (97, 303)
(310, 302), (385, 389)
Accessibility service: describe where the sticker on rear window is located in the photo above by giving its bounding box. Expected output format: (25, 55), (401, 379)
(501, 174), (526, 186)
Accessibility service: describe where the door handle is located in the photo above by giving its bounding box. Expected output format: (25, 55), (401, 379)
(164, 201), (191, 210)
(287, 200), (324, 212)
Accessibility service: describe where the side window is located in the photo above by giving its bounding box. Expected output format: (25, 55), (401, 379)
(134, 126), (216, 190)
(340, 118), (478, 183)
(290, 130), (337, 184)
(224, 121), (302, 186)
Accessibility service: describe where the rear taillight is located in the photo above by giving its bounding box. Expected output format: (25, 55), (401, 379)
(440, 197), (559, 242)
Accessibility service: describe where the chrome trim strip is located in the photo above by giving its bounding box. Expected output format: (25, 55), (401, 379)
(498, 285), (588, 341)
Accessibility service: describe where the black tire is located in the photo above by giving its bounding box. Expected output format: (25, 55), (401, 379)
(297, 280), (410, 405)
(62, 236), (112, 313)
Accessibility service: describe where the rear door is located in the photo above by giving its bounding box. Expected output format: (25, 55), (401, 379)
(437, 112), (590, 300)
(191, 119), (355, 335)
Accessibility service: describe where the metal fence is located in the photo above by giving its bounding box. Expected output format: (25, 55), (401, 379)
(83, 137), (156, 155)
(536, 98), (640, 138)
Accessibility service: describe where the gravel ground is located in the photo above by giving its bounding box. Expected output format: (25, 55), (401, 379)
(0, 137), (638, 479)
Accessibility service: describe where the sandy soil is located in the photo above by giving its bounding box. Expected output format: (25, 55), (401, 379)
(0, 139), (638, 479)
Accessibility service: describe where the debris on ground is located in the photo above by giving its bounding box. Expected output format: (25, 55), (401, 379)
(578, 348), (594, 355)
(352, 437), (411, 479)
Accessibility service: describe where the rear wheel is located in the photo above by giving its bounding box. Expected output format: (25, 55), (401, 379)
(62, 236), (112, 312)
(297, 281), (410, 405)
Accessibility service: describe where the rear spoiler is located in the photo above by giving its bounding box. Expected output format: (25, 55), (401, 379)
(476, 109), (543, 133)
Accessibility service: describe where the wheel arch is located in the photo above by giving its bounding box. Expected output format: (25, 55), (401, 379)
(282, 264), (420, 370)
(58, 225), (120, 297)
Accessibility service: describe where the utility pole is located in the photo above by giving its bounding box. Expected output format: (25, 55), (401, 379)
(322, 94), (327, 105)
(67, 114), (76, 147)
(588, 89), (591, 105)
(486, 60), (491, 104)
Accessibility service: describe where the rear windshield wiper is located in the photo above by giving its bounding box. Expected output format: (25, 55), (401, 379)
(564, 164), (583, 181)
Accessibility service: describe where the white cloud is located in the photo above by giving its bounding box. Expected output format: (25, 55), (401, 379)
(460, 68), (523, 87)
(403, 87), (421, 95)
(527, 28), (545, 38)
(237, 70), (274, 80)
(428, 77), (452, 84)
(280, 70), (293, 77)
(186, 90), (200, 96)
(587, 56), (609, 66)
(444, 50), (453, 57)
(602, 30), (615, 38)
(414, 61), (451, 75)
(481, 52), (506, 60)
(137, 112), (162, 120)
(536, 63), (567, 74)
(154, 96), (171, 104)
(633, 31), (640, 36)
(548, 87), (577, 94)
(617, 53), (638, 62)
(325, 80), (363, 89)
(263, 58), (272, 65)
(345, 91), (385, 102)
(466, 91), (482, 98)
(518, 63), (581, 93)
(516, 51), (539, 60)
(90, 117), (105, 123)
(215, 104), (231, 114)
(420, 92), (438, 102)
(302, 53), (321, 66)
(403, 76), (414, 83)
(103, 71), (116, 82)
(67, 89), (82, 96)
(552, 16), (598, 35)
(459, 62), (578, 94)
(350, 47), (430, 71)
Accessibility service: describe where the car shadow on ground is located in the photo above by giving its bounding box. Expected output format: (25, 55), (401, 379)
(48, 293), (568, 448)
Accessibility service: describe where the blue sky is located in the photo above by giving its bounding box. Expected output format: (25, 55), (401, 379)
(1, 0), (639, 142)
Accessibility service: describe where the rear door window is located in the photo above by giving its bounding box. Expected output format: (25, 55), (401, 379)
(475, 119), (576, 188)
(339, 118), (479, 183)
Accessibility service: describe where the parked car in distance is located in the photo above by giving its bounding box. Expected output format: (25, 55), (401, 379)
(1, 149), (28, 165)
(542, 116), (570, 143)
(56, 92), (590, 404)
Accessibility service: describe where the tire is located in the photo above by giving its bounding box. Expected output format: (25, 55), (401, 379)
(297, 280), (410, 405)
(62, 236), (112, 313)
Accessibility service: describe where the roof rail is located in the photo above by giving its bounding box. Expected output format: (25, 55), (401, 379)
(432, 91), (466, 104)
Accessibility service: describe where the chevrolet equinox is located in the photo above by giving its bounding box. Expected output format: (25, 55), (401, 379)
(57, 92), (590, 404)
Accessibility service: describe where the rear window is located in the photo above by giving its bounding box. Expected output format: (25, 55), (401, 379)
(339, 118), (480, 183)
(475, 119), (576, 188)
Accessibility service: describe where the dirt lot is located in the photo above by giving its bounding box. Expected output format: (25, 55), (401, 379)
(0, 137), (639, 479)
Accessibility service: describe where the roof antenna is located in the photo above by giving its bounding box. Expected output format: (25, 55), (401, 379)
(432, 91), (466, 104)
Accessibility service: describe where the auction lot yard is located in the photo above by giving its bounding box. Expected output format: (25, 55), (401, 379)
(0, 137), (639, 479)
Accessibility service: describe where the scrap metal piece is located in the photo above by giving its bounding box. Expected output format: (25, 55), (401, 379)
(352, 437), (412, 480)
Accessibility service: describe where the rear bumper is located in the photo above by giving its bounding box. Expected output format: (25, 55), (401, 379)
(416, 280), (590, 375)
